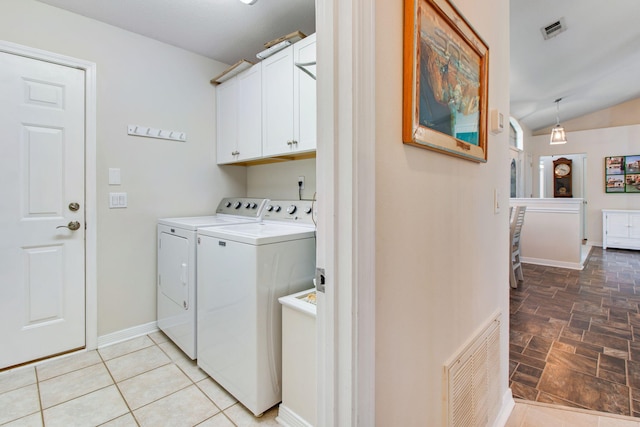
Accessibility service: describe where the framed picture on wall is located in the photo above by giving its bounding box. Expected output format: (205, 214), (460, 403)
(402, 0), (489, 163)
(605, 155), (640, 193)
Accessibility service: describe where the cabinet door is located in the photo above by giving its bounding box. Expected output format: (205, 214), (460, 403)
(262, 47), (294, 156)
(607, 213), (630, 237)
(237, 64), (262, 161)
(294, 34), (317, 153)
(216, 77), (239, 164)
(630, 214), (640, 239)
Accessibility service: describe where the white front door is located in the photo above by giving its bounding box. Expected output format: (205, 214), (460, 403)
(0, 52), (86, 369)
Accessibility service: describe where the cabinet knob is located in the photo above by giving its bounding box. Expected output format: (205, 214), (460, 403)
(292, 140), (298, 145)
(286, 141), (293, 146)
(231, 150), (240, 155)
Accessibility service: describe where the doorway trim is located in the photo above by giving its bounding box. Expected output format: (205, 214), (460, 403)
(0, 40), (98, 351)
(316, 0), (376, 424)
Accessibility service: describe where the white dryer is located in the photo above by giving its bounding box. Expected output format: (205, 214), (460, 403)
(196, 200), (316, 416)
(157, 197), (268, 359)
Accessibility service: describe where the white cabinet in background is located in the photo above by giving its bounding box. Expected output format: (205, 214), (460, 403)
(294, 34), (317, 154)
(602, 209), (640, 250)
(216, 64), (262, 164)
(262, 34), (316, 157)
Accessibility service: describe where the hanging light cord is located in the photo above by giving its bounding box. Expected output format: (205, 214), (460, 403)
(555, 98), (563, 125)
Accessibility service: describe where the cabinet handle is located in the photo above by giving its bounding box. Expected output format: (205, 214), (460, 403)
(286, 141), (292, 146)
(292, 140), (298, 145)
(231, 150), (240, 155)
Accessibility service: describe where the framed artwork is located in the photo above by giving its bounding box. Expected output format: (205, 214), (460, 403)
(604, 155), (640, 193)
(402, 0), (489, 162)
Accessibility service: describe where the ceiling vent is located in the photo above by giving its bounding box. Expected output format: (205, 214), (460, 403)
(541, 17), (567, 40)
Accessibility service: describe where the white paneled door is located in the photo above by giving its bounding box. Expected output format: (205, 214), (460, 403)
(0, 52), (86, 369)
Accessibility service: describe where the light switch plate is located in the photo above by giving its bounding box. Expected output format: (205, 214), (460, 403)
(109, 168), (121, 185)
(109, 192), (127, 208)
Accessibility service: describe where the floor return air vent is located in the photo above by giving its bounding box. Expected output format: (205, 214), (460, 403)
(444, 312), (501, 427)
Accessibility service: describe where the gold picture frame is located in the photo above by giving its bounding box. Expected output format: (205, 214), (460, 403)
(403, 0), (489, 162)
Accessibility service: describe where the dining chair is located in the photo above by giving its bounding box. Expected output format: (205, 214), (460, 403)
(509, 206), (526, 289)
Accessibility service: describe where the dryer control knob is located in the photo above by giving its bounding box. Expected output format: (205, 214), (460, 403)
(274, 205), (282, 212)
(225, 201), (232, 208)
(287, 205), (297, 214)
(305, 206), (313, 214)
(250, 203), (258, 209)
(234, 201), (242, 209)
(266, 205), (274, 212)
(244, 202), (251, 208)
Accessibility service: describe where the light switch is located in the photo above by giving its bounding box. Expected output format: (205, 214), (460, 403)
(109, 192), (127, 208)
(109, 168), (121, 185)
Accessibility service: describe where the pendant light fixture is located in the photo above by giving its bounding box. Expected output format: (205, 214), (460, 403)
(238, 0), (258, 4)
(549, 98), (567, 145)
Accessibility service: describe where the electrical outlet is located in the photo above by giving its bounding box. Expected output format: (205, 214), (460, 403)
(298, 176), (305, 190)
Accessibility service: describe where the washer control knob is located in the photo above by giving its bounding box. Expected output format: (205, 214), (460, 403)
(250, 203), (258, 209)
(266, 205), (274, 212)
(244, 202), (251, 208)
(225, 201), (232, 208)
(233, 201), (242, 209)
(274, 205), (282, 212)
(305, 206), (313, 214)
(287, 205), (297, 214)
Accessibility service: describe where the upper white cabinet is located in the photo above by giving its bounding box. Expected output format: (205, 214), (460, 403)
(262, 33), (316, 157)
(216, 34), (316, 164)
(294, 34), (317, 154)
(602, 209), (640, 250)
(262, 47), (295, 157)
(216, 64), (262, 164)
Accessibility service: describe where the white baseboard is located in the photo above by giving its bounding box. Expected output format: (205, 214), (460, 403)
(521, 256), (584, 270)
(97, 321), (159, 348)
(276, 404), (313, 427)
(492, 388), (515, 427)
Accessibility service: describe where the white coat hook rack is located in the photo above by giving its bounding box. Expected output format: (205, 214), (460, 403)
(127, 125), (187, 142)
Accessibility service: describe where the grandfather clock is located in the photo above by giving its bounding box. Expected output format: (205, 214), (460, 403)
(553, 157), (573, 197)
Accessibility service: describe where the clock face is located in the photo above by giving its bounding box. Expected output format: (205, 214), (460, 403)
(555, 163), (571, 177)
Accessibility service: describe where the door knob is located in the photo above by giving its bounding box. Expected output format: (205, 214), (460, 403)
(69, 202), (80, 211)
(57, 221), (81, 231)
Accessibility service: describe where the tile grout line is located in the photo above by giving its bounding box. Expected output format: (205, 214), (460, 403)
(96, 345), (140, 426)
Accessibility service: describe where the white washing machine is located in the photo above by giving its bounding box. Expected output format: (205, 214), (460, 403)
(196, 200), (316, 416)
(156, 197), (268, 359)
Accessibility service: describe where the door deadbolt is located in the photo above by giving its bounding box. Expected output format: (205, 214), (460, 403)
(68, 202), (80, 211)
(57, 221), (81, 231)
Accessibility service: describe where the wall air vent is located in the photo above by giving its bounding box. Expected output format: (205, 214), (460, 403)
(541, 17), (567, 40)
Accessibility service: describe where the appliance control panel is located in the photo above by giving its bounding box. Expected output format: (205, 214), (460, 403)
(263, 200), (316, 224)
(215, 197), (269, 218)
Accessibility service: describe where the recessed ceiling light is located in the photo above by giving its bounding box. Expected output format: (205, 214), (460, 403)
(239, 0), (258, 5)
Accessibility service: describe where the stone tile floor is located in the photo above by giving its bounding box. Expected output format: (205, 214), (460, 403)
(0, 331), (279, 426)
(510, 246), (640, 418)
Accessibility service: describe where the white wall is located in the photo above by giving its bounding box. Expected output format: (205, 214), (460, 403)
(374, 0), (511, 424)
(527, 124), (640, 246)
(0, 0), (246, 336)
(247, 158), (316, 200)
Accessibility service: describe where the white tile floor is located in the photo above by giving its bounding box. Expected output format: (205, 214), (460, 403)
(0, 332), (279, 427)
(3, 332), (640, 426)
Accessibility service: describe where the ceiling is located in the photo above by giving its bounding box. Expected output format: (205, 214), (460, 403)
(35, 0), (316, 66)
(36, 0), (640, 132)
(510, 0), (640, 131)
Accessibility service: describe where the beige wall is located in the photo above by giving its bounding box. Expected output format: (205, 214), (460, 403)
(247, 158), (316, 200)
(534, 97), (640, 135)
(374, 0), (511, 424)
(527, 124), (640, 246)
(0, 0), (246, 336)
